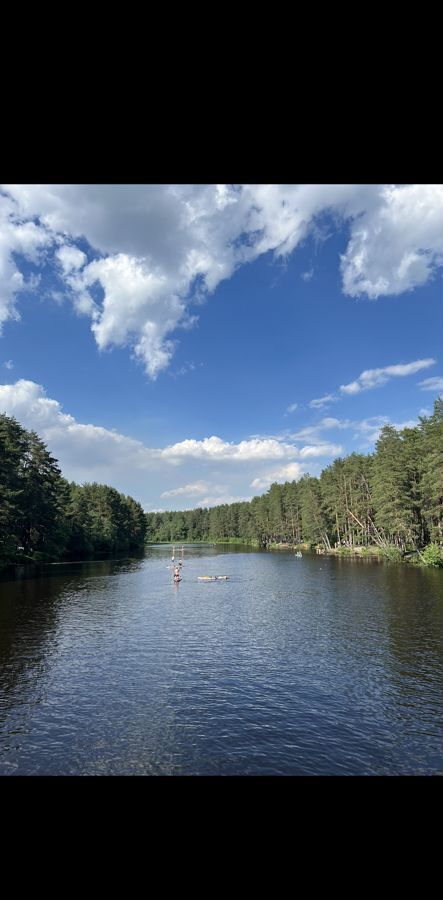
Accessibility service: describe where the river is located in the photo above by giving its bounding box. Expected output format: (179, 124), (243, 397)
(0, 545), (442, 775)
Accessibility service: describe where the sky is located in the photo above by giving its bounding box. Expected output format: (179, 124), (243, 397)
(0, 183), (442, 512)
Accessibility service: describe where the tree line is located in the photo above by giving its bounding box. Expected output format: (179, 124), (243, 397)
(146, 399), (443, 564)
(0, 413), (147, 570)
(2, 400), (442, 572)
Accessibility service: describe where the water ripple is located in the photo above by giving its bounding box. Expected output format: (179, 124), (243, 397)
(0, 548), (442, 774)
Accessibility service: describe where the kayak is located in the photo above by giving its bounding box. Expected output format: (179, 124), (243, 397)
(198, 576), (228, 581)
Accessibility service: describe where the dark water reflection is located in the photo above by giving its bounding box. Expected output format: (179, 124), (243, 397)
(0, 546), (442, 775)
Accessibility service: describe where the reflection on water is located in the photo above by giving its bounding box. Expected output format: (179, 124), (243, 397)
(0, 546), (442, 775)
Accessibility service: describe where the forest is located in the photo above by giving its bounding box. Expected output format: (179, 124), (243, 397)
(1, 400), (442, 572)
(0, 413), (147, 571)
(146, 399), (443, 566)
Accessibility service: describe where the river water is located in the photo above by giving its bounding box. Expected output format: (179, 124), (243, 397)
(0, 545), (442, 775)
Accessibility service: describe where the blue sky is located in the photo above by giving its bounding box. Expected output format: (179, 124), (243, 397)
(0, 184), (442, 510)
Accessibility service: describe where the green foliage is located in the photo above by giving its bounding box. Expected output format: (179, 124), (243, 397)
(64, 481), (147, 558)
(3, 397), (442, 571)
(145, 398), (443, 567)
(420, 399), (443, 544)
(420, 543), (443, 567)
(0, 413), (146, 568)
(0, 414), (67, 563)
(380, 545), (403, 562)
(372, 426), (417, 550)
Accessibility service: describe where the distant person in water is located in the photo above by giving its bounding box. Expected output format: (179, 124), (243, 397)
(174, 566), (181, 580)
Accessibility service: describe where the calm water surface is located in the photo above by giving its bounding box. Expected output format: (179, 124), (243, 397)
(0, 545), (442, 775)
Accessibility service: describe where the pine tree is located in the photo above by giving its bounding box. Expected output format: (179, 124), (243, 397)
(299, 475), (331, 549)
(420, 399), (443, 544)
(0, 414), (27, 561)
(371, 426), (416, 550)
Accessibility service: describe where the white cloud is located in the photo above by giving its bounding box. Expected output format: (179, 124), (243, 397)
(0, 379), (304, 470)
(309, 394), (338, 409)
(418, 376), (443, 392)
(3, 359), (13, 369)
(353, 415), (419, 447)
(353, 416), (390, 445)
(0, 379), (161, 476)
(299, 443), (343, 458)
(320, 417), (351, 429)
(340, 184), (443, 298)
(284, 402), (298, 415)
(1, 184), (442, 376)
(249, 442), (344, 490)
(160, 435), (298, 463)
(83, 254), (184, 375)
(160, 481), (211, 498)
(251, 462), (305, 490)
(0, 378), (311, 511)
(56, 244), (87, 274)
(49, 291), (65, 305)
(290, 417), (351, 443)
(1, 184), (250, 376)
(1, 377), (430, 513)
(0, 192), (52, 332)
(340, 358), (436, 395)
(301, 269), (313, 281)
(195, 494), (252, 509)
(169, 361), (202, 379)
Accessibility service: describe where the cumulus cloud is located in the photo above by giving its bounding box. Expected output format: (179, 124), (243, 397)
(0, 379), (350, 511)
(250, 462), (305, 490)
(160, 435), (298, 463)
(1, 183), (442, 376)
(0, 379), (159, 477)
(340, 358), (436, 395)
(0, 191), (52, 332)
(340, 184), (443, 298)
(56, 244), (87, 274)
(0, 379), (305, 469)
(2, 377), (428, 513)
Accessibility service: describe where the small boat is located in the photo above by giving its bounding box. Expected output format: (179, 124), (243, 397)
(198, 576), (228, 582)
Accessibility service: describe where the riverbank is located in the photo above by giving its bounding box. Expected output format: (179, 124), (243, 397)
(265, 541), (443, 567)
(266, 541), (379, 554)
(145, 538), (443, 567)
(145, 538), (262, 548)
